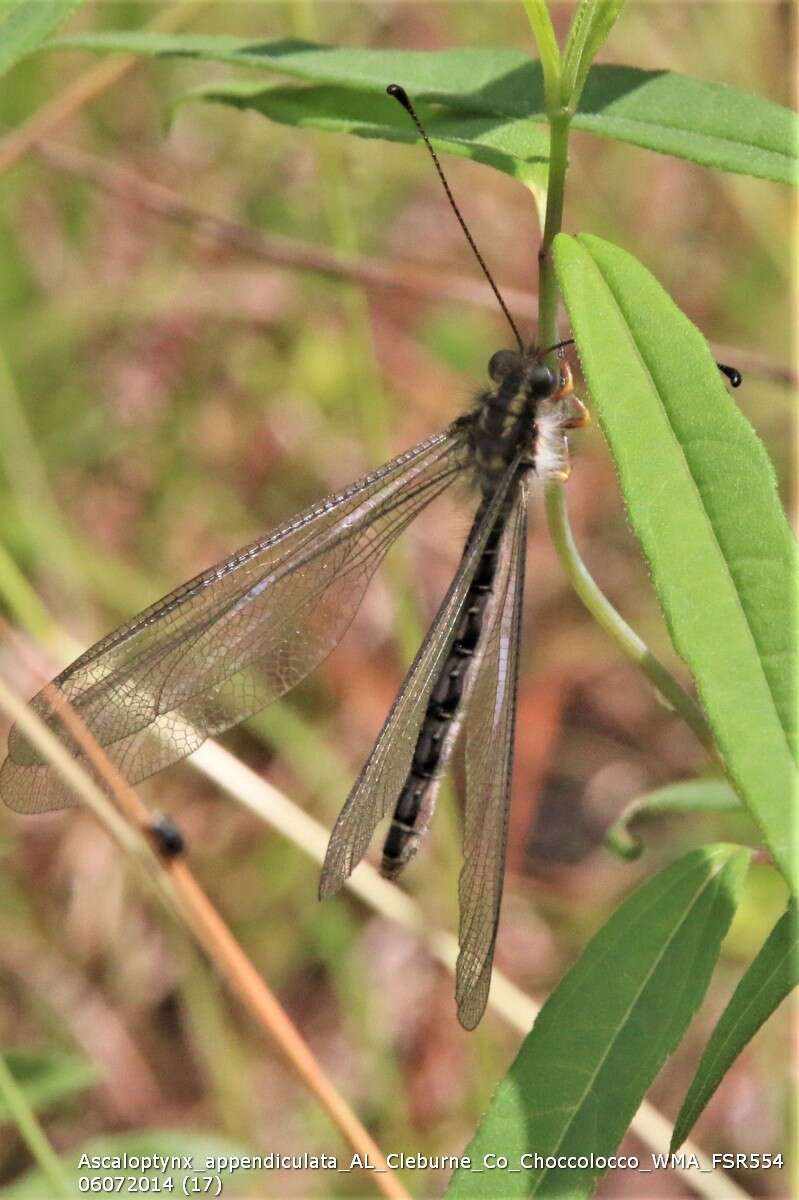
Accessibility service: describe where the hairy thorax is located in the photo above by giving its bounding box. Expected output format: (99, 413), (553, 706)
(468, 350), (578, 493)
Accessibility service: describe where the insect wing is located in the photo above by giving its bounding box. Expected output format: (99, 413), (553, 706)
(456, 479), (527, 1029)
(1, 428), (467, 814)
(319, 463), (520, 899)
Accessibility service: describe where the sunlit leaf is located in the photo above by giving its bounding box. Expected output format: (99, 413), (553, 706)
(555, 233), (798, 893)
(520, 0), (560, 111)
(0, 0), (83, 79)
(671, 902), (798, 1150)
(562, 0), (627, 106)
(447, 846), (750, 1197)
(46, 36), (798, 184)
(179, 80), (549, 180)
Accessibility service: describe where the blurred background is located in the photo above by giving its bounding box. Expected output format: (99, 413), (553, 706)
(0, 2), (793, 1197)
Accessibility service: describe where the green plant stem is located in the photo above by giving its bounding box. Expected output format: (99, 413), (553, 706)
(529, 19), (716, 760)
(545, 484), (716, 754)
(0, 1052), (72, 1198)
(536, 111), (571, 352)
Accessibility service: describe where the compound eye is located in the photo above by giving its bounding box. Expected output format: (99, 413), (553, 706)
(488, 349), (521, 382)
(530, 364), (557, 397)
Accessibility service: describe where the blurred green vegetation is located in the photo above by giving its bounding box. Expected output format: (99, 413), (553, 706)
(0, 3), (792, 1197)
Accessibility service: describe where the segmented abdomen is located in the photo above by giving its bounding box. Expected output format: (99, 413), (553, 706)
(380, 498), (507, 879)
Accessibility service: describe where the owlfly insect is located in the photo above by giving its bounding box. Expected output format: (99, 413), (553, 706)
(0, 86), (740, 1028)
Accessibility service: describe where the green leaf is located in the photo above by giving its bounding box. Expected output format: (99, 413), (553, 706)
(46, 35), (798, 183)
(520, 1), (561, 112)
(554, 233), (798, 893)
(179, 81), (549, 180)
(562, 0), (627, 107)
(672, 902), (798, 1149)
(574, 65), (797, 184)
(606, 779), (744, 860)
(0, 0), (83, 79)
(447, 845), (750, 1198)
(4, 1132), (261, 1197)
(0, 1048), (97, 1119)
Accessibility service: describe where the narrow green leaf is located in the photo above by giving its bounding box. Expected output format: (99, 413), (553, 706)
(0, 0), (83, 79)
(0, 1049), (97, 1119)
(562, 0), (627, 108)
(672, 902), (798, 1149)
(447, 846), (750, 1198)
(574, 65), (796, 184)
(520, 0), (561, 112)
(606, 780), (744, 860)
(554, 233), (797, 893)
(4, 1132), (260, 1197)
(179, 80), (549, 180)
(47, 36), (798, 183)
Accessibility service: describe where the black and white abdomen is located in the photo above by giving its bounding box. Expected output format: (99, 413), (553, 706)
(380, 500), (507, 879)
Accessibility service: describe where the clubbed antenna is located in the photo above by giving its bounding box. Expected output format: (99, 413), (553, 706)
(716, 361), (742, 388)
(387, 83), (524, 354)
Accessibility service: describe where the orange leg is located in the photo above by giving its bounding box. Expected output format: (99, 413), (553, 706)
(552, 361), (574, 402)
(549, 452), (572, 483)
(544, 364), (590, 482)
(561, 395), (591, 430)
(552, 364), (591, 430)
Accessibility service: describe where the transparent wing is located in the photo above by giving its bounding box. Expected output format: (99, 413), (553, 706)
(319, 464), (521, 899)
(1, 427), (468, 814)
(456, 480), (527, 1030)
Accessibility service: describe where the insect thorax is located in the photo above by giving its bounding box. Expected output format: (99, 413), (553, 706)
(469, 352), (573, 491)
